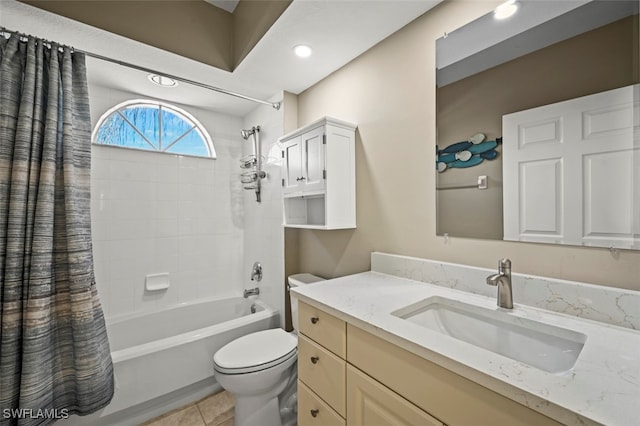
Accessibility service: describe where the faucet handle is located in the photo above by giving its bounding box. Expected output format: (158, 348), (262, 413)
(498, 258), (511, 273)
(250, 261), (263, 282)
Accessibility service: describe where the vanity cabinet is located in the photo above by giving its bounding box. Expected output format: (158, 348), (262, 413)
(279, 117), (356, 230)
(297, 301), (563, 426)
(298, 301), (346, 426)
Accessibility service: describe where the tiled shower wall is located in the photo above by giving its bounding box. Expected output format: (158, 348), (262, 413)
(89, 85), (245, 319)
(241, 96), (285, 327)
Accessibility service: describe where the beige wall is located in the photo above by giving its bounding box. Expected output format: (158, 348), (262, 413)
(283, 91), (299, 332)
(22, 0), (235, 70)
(437, 15), (637, 240)
(293, 0), (640, 291)
(21, 0), (291, 71)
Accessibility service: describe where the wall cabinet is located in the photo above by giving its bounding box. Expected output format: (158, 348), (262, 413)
(298, 301), (563, 426)
(282, 126), (326, 196)
(279, 117), (356, 230)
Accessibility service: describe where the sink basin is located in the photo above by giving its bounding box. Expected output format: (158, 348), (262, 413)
(392, 296), (586, 374)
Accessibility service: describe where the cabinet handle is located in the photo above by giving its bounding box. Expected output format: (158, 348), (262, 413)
(296, 176), (306, 181)
(310, 356), (319, 364)
(310, 409), (319, 418)
(310, 316), (319, 324)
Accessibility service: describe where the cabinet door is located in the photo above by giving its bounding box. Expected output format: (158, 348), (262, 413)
(283, 137), (303, 195)
(347, 365), (444, 426)
(301, 126), (326, 194)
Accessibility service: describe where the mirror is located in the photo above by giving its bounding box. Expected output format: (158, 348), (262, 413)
(436, 0), (639, 249)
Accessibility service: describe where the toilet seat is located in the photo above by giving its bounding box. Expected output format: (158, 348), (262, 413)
(214, 328), (297, 375)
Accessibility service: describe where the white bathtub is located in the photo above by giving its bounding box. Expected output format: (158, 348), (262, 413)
(63, 297), (279, 424)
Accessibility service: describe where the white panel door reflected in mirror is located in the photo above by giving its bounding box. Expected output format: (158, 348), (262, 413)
(435, 0), (639, 250)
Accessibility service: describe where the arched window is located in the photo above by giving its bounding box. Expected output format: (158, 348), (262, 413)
(92, 100), (215, 158)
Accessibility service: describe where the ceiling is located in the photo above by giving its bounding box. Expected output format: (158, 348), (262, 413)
(204, 0), (239, 13)
(0, 0), (441, 116)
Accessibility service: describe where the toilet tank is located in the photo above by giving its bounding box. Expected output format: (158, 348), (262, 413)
(288, 273), (325, 332)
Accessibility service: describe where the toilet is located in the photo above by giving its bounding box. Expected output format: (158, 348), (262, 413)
(213, 273), (325, 426)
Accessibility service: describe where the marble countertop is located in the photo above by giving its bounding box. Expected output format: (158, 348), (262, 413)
(291, 271), (640, 426)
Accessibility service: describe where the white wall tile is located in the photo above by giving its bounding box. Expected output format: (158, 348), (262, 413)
(90, 84), (245, 319)
(151, 255), (179, 277)
(100, 219), (154, 241)
(155, 284), (180, 308)
(109, 159), (154, 182)
(154, 163), (180, 183)
(173, 270), (200, 302)
(153, 220), (179, 238)
(178, 217), (197, 236)
(242, 97), (286, 328)
(155, 182), (179, 201)
(153, 238), (179, 257)
(154, 200), (179, 220)
(108, 279), (136, 318)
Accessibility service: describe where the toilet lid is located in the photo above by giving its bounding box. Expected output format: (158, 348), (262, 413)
(213, 329), (297, 374)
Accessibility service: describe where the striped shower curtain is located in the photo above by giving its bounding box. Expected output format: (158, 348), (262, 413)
(0, 34), (113, 424)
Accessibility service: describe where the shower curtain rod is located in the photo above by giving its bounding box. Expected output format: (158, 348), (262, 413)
(0, 26), (282, 110)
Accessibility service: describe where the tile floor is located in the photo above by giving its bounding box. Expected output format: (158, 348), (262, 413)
(142, 390), (235, 426)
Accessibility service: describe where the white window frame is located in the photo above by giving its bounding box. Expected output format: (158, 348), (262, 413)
(92, 99), (216, 158)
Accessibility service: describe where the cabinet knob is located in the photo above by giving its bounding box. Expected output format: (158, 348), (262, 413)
(310, 356), (319, 364)
(310, 316), (319, 324)
(310, 409), (319, 418)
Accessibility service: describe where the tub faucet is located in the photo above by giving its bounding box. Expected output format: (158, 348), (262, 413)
(486, 258), (513, 309)
(244, 287), (260, 298)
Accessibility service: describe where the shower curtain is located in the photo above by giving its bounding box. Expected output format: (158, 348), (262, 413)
(0, 33), (113, 424)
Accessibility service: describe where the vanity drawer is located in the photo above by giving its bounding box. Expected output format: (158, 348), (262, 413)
(347, 324), (562, 426)
(299, 301), (346, 357)
(298, 333), (346, 416)
(298, 380), (345, 426)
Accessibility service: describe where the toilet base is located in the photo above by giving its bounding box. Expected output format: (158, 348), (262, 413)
(233, 365), (297, 426)
(235, 395), (281, 426)
(215, 357), (297, 426)
(278, 367), (297, 426)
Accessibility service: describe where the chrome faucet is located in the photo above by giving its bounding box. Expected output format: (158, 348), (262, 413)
(486, 258), (513, 309)
(244, 287), (260, 298)
(250, 261), (262, 282)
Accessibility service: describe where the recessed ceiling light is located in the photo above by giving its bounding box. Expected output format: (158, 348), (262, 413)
(293, 44), (312, 58)
(148, 74), (178, 87)
(494, 0), (518, 20)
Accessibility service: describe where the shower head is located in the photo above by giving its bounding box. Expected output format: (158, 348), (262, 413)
(240, 126), (260, 140)
(240, 129), (252, 140)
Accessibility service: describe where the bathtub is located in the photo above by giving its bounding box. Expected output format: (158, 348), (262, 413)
(65, 297), (279, 423)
